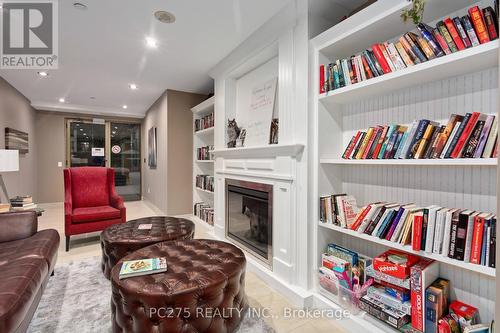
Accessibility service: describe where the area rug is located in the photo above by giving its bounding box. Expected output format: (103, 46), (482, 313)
(28, 256), (275, 333)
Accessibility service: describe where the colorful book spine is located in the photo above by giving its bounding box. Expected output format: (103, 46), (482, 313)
(372, 126), (388, 159)
(482, 116), (498, 158)
(473, 115), (494, 158)
(363, 51), (379, 77)
(378, 125), (397, 159)
(399, 36), (421, 64)
(462, 117), (485, 158)
(461, 15), (481, 47)
(443, 18), (465, 50)
(432, 28), (451, 55)
(394, 41), (414, 66)
(417, 23), (444, 57)
(371, 44), (392, 74)
(412, 213), (423, 251)
(483, 7), (499, 40)
(406, 119), (430, 159)
(470, 215), (485, 264)
(404, 33), (427, 62)
(319, 65), (325, 93)
(342, 131), (362, 159)
(452, 17), (472, 48)
(437, 21), (459, 53)
(362, 127), (380, 159)
(444, 113), (472, 158)
(451, 112), (480, 158)
(469, 6), (491, 44)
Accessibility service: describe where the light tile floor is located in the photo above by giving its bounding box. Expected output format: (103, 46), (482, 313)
(37, 201), (346, 333)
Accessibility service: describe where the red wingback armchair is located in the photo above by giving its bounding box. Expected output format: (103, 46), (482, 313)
(64, 167), (126, 251)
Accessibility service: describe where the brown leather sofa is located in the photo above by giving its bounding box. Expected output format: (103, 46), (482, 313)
(0, 211), (60, 333)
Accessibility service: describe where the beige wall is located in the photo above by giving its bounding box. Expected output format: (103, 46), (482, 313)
(142, 89), (206, 215)
(35, 112), (66, 203)
(142, 90), (169, 213)
(0, 77), (37, 202)
(166, 90), (206, 215)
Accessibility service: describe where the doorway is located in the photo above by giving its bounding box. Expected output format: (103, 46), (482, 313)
(66, 119), (141, 201)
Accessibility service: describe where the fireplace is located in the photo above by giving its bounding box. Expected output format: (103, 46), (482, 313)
(225, 179), (273, 268)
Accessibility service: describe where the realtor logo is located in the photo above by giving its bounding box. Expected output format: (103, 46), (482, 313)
(1, 1), (58, 69)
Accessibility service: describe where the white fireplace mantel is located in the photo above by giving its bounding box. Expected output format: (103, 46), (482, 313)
(212, 143), (304, 159)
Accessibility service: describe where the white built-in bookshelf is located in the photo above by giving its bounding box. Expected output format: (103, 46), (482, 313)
(311, 0), (498, 331)
(192, 96), (215, 227)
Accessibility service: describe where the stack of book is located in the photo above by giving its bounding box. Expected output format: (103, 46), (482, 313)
(342, 113), (498, 160)
(119, 258), (167, 280)
(343, 199), (497, 268)
(196, 145), (214, 161)
(319, 4), (498, 94)
(194, 202), (214, 225)
(319, 194), (359, 227)
(195, 174), (214, 192)
(195, 112), (214, 132)
(10, 196), (37, 211)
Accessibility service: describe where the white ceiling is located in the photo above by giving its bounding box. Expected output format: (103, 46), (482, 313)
(0, 0), (291, 118)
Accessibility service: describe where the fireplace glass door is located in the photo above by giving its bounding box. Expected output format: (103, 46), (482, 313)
(226, 179), (273, 267)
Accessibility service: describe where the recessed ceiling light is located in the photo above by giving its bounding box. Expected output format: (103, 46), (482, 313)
(145, 37), (158, 48)
(154, 10), (176, 24)
(122, 105), (128, 109)
(59, 98), (65, 103)
(73, 2), (87, 10)
(38, 71), (48, 77)
(112, 131), (116, 134)
(129, 83), (138, 90)
(79, 128), (83, 131)
(89, 96), (96, 100)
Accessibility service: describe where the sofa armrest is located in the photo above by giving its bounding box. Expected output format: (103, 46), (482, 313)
(0, 211), (38, 243)
(64, 168), (73, 231)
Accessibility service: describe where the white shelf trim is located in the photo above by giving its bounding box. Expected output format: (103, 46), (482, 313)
(195, 187), (214, 195)
(191, 96), (215, 115)
(195, 160), (214, 163)
(212, 143), (305, 159)
(318, 222), (495, 277)
(194, 127), (215, 135)
(319, 41), (499, 106)
(319, 158), (498, 166)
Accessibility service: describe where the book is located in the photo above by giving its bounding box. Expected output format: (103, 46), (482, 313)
(406, 119), (431, 159)
(432, 114), (463, 159)
(137, 224), (153, 230)
(350, 205), (372, 231)
(399, 36), (422, 64)
(425, 278), (451, 333)
(351, 132), (367, 158)
(411, 259), (439, 332)
(360, 54), (374, 79)
(398, 120), (419, 159)
(415, 33), (436, 60)
(319, 65), (325, 93)
(415, 123), (436, 159)
(386, 42), (407, 70)
(442, 209), (461, 257)
(390, 205), (417, 242)
(371, 44), (392, 74)
(367, 49), (385, 76)
(444, 112), (472, 158)
(462, 115), (486, 158)
(417, 23), (444, 57)
(363, 51), (380, 77)
(363, 126), (381, 159)
(358, 202), (386, 233)
(380, 43), (397, 72)
(480, 216), (490, 266)
(356, 127), (375, 159)
(433, 208), (449, 254)
(342, 131), (362, 159)
(340, 196), (359, 228)
(483, 7), (498, 40)
(489, 216), (496, 268)
(394, 41), (414, 66)
(469, 6), (491, 44)
(437, 21), (459, 53)
(424, 206), (442, 253)
(454, 210), (475, 261)
(371, 126), (389, 159)
(470, 213), (489, 264)
(441, 121), (462, 158)
(119, 258), (167, 279)
(461, 15), (481, 47)
(371, 206), (397, 237)
(452, 17), (472, 48)
(424, 125), (444, 159)
(378, 125), (398, 159)
(482, 116), (498, 158)
(443, 18), (466, 50)
(474, 115), (495, 158)
(389, 128), (407, 159)
(451, 112), (480, 158)
(404, 33), (428, 63)
(432, 28), (452, 55)
(383, 126), (402, 159)
(364, 203), (394, 235)
(412, 211), (424, 251)
(463, 212), (480, 262)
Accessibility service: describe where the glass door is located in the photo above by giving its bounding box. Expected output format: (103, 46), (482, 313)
(110, 123), (141, 201)
(68, 120), (107, 167)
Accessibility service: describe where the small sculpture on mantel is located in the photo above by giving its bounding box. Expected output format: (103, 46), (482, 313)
(227, 118), (241, 148)
(237, 129), (247, 147)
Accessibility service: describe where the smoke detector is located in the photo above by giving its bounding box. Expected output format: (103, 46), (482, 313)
(154, 10), (175, 24)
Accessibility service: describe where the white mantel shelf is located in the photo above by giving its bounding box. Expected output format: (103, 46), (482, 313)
(212, 144), (305, 159)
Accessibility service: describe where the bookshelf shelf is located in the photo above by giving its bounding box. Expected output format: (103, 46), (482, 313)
(191, 96), (214, 115)
(319, 222), (495, 277)
(195, 160), (214, 163)
(195, 127), (214, 135)
(319, 41), (499, 107)
(195, 187), (214, 195)
(319, 158), (498, 166)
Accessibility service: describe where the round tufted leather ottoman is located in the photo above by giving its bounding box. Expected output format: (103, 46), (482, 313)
(110, 239), (248, 333)
(101, 216), (195, 279)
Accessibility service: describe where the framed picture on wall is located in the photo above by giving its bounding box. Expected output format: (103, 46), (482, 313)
(148, 127), (157, 169)
(5, 127), (29, 154)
